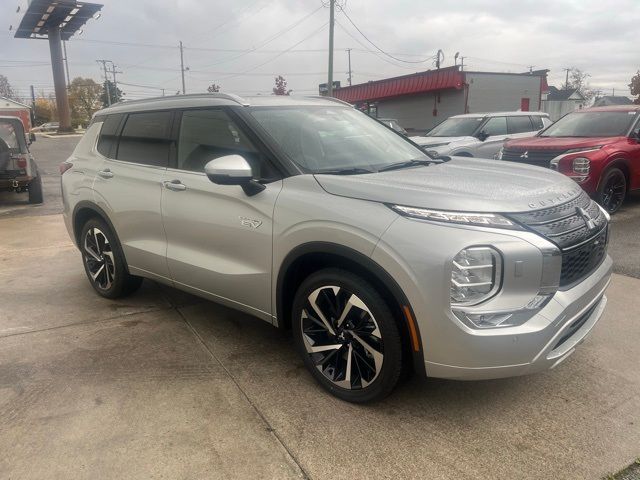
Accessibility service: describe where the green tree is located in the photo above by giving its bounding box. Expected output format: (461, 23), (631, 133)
(0, 74), (16, 100)
(272, 75), (292, 95)
(69, 77), (102, 127)
(100, 80), (124, 107)
(629, 71), (640, 104)
(207, 83), (221, 93)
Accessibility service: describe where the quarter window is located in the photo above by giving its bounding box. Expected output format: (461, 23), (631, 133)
(116, 111), (173, 166)
(507, 116), (534, 134)
(96, 114), (124, 158)
(177, 109), (274, 178)
(530, 116), (544, 130)
(481, 117), (507, 136)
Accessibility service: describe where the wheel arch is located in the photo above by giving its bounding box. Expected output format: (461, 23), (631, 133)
(72, 201), (119, 246)
(276, 242), (426, 377)
(599, 158), (631, 191)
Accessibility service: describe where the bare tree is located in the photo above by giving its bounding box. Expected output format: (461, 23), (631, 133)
(629, 71), (640, 104)
(0, 74), (16, 100)
(272, 75), (292, 96)
(207, 84), (221, 93)
(566, 67), (595, 103)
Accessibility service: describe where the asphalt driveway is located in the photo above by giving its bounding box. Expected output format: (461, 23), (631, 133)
(0, 136), (639, 479)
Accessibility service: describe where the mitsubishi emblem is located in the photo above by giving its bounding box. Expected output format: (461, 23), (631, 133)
(576, 207), (597, 231)
(520, 151), (529, 159)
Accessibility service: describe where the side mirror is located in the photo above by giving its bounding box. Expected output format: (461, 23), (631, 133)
(204, 155), (265, 196)
(477, 131), (489, 142)
(29, 132), (36, 144)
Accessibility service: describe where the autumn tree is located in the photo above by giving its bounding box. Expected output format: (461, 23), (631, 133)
(69, 77), (102, 127)
(207, 83), (221, 93)
(0, 74), (16, 100)
(34, 96), (57, 125)
(629, 71), (640, 104)
(272, 75), (292, 95)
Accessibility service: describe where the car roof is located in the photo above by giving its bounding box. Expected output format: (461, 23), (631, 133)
(581, 105), (640, 113)
(0, 116), (25, 129)
(450, 111), (549, 119)
(95, 93), (351, 116)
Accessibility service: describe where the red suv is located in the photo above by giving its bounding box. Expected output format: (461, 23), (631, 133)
(498, 105), (640, 213)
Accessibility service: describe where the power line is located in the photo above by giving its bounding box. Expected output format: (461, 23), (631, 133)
(337, 5), (436, 64)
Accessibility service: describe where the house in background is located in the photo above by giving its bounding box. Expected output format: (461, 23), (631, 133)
(332, 66), (549, 134)
(592, 96), (633, 107)
(542, 86), (585, 121)
(0, 97), (32, 131)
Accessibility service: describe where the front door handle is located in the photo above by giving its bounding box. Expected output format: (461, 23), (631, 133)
(98, 169), (113, 179)
(163, 179), (187, 191)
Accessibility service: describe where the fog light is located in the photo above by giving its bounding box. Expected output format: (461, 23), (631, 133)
(450, 247), (501, 306)
(572, 157), (590, 174)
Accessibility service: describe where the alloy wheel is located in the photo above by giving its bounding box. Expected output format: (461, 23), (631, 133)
(601, 172), (626, 213)
(300, 285), (384, 390)
(83, 227), (116, 290)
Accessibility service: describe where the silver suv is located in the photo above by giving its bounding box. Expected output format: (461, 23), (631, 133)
(61, 94), (612, 402)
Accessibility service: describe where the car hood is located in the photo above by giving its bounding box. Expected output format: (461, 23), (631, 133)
(314, 157), (582, 213)
(505, 136), (621, 150)
(409, 136), (476, 147)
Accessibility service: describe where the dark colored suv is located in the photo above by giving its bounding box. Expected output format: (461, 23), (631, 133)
(499, 105), (640, 213)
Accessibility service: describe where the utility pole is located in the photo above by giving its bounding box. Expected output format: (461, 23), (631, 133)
(346, 48), (352, 86)
(97, 59), (112, 106)
(30, 85), (36, 127)
(179, 41), (186, 95)
(62, 40), (71, 89)
(327, 0), (335, 96)
(110, 63), (123, 102)
(460, 56), (465, 71)
(564, 68), (571, 90)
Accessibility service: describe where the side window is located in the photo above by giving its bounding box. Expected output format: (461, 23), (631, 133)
(177, 109), (276, 179)
(96, 114), (124, 158)
(530, 116), (544, 130)
(507, 116), (534, 134)
(116, 111), (173, 167)
(481, 117), (507, 136)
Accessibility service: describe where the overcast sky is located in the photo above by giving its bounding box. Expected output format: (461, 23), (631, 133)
(1, 0), (638, 101)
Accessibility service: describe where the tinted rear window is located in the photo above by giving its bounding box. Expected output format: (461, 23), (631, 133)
(530, 116), (544, 130)
(507, 116), (534, 134)
(116, 111), (173, 166)
(97, 114), (124, 158)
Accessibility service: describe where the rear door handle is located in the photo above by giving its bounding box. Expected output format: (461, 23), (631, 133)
(163, 179), (187, 191)
(98, 169), (113, 179)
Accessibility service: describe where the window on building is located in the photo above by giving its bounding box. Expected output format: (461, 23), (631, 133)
(116, 111), (173, 166)
(507, 116), (534, 134)
(481, 117), (507, 136)
(177, 109), (275, 179)
(96, 114), (124, 158)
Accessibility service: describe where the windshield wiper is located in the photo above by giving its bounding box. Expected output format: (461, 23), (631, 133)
(378, 158), (439, 173)
(317, 167), (375, 175)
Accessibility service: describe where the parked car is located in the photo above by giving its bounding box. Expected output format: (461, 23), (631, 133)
(378, 118), (408, 135)
(411, 112), (552, 158)
(0, 116), (43, 204)
(498, 105), (640, 214)
(61, 94), (611, 402)
(31, 122), (59, 133)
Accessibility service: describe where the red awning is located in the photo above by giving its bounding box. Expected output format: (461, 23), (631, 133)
(334, 67), (464, 103)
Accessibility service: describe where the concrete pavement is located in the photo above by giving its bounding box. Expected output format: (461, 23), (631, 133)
(1, 213), (639, 479)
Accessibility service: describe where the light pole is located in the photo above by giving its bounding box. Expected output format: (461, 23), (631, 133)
(327, 0), (335, 96)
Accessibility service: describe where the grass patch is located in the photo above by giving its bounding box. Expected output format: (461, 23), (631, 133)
(606, 458), (640, 480)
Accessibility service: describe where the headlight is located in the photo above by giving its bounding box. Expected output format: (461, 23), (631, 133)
(390, 205), (522, 230)
(450, 247), (501, 306)
(572, 157), (590, 174)
(495, 147), (504, 160)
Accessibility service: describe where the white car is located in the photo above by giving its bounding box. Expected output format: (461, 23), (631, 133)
(411, 112), (552, 159)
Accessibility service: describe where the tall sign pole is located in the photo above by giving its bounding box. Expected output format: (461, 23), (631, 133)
(327, 0), (335, 97)
(48, 26), (72, 131)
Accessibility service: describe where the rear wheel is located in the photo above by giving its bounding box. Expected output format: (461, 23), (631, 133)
(597, 167), (626, 214)
(80, 218), (143, 299)
(292, 268), (403, 403)
(28, 174), (43, 204)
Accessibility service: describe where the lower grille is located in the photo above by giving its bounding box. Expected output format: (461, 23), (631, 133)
(502, 148), (566, 168)
(553, 299), (601, 350)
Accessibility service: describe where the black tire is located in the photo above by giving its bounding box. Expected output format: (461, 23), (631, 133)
(292, 268), (403, 403)
(597, 167), (627, 214)
(79, 218), (143, 299)
(28, 174), (43, 204)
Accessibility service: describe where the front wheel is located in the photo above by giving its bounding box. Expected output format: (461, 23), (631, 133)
(292, 268), (403, 403)
(80, 218), (143, 299)
(597, 167), (626, 214)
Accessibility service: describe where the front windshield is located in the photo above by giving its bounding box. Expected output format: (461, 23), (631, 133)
(248, 106), (428, 173)
(0, 122), (19, 150)
(541, 111), (637, 137)
(427, 117), (484, 137)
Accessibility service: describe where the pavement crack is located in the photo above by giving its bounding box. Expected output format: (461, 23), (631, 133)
(176, 307), (310, 480)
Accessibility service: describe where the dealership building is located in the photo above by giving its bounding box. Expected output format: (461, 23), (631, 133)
(333, 66), (549, 133)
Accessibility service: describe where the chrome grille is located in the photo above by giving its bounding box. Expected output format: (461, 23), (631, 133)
(501, 148), (566, 168)
(507, 191), (609, 286)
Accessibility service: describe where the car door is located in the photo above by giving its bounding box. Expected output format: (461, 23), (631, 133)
(472, 116), (508, 158)
(92, 110), (173, 280)
(161, 107), (283, 320)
